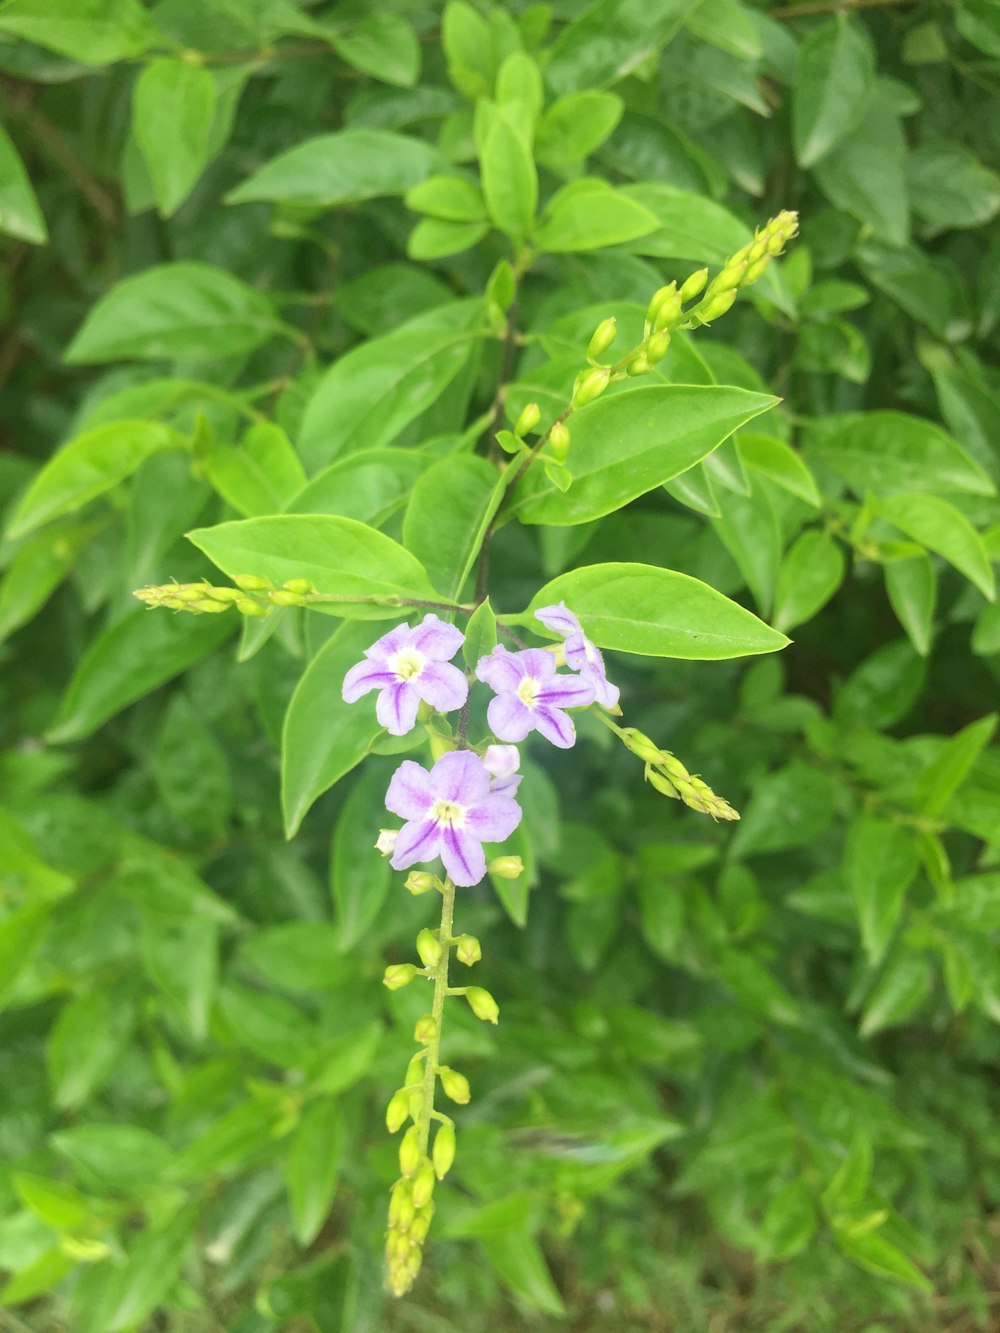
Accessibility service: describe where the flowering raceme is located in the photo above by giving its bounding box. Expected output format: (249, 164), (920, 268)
(341, 614), (467, 735)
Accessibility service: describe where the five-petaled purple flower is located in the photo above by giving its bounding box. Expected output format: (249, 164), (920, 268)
(385, 751), (522, 887)
(534, 602), (620, 709)
(342, 614), (468, 736)
(475, 645), (595, 749)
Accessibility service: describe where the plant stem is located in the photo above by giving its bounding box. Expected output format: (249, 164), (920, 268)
(416, 877), (456, 1155)
(304, 593), (477, 614)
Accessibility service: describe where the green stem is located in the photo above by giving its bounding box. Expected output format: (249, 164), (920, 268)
(303, 593), (477, 614)
(416, 877), (456, 1155)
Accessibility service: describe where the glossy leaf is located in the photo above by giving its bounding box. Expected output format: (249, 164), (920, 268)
(773, 529), (846, 633)
(403, 454), (503, 598)
(227, 129), (439, 206)
(534, 182), (659, 252)
(0, 0), (158, 63)
(876, 493), (995, 600)
(804, 411), (994, 497)
(133, 58), (217, 217)
(884, 554), (936, 657)
(793, 18), (874, 168)
(845, 813), (919, 964)
(0, 122), (46, 244)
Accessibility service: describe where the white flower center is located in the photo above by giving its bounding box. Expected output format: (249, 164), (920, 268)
(431, 799), (466, 828)
(517, 676), (539, 708)
(389, 647), (425, 681)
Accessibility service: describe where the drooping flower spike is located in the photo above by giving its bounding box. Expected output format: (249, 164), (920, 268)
(475, 645), (595, 749)
(534, 602), (620, 710)
(384, 750), (522, 887)
(342, 614), (468, 736)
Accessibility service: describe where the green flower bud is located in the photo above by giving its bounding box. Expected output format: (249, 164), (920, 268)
(660, 751), (691, 781)
(549, 420), (570, 457)
(192, 598), (229, 614)
(625, 352), (652, 377)
(572, 366), (611, 408)
(411, 1160), (436, 1209)
(680, 268), (709, 302)
(645, 282), (677, 325)
(646, 329), (671, 364)
(416, 929), (443, 970)
(161, 597), (186, 610)
(386, 1088), (410, 1133)
(696, 288), (738, 323)
(743, 254), (770, 284)
(587, 316), (618, 360)
(647, 769), (680, 800)
(394, 1187), (416, 1232)
(455, 934), (482, 966)
(408, 1210), (432, 1243)
(268, 589), (305, 607)
(713, 259), (748, 293)
(433, 1122), (456, 1180)
(383, 963), (418, 991)
(407, 1086), (425, 1119)
(621, 728), (666, 764)
(405, 871), (437, 896)
(399, 1126), (422, 1178)
(414, 1013), (438, 1045)
(650, 287), (682, 332)
(439, 1066), (471, 1104)
(404, 1054), (424, 1087)
(282, 578), (314, 595)
(236, 597), (267, 617)
(465, 987), (500, 1025)
(234, 573), (270, 591)
(488, 855), (523, 880)
(514, 402), (541, 437)
(388, 1179), (411, 1227)
(204, 585), (242, 602)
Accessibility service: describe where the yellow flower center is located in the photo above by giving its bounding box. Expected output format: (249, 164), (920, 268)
(390, 647), (424, 681)
(431, 800), (465, 828)
(517, 676), (539, 708)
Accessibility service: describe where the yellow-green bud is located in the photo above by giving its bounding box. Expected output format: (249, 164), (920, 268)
(234, 573), (270, 591)
(621, 728), (666, 764)
(236, 597), (267, 616)
(404, 1055), (424, 1087)
(646, 329), (671, 364)
(204, 585), (242, 602)
(465, 987), (500, 1024)
(660, 751), (691, 781)
(713, 259), (748, 293)
(680, 268), (709, 302)
(411, 1160), (436, 1209)
(488, 855), (523, 880)
(650, 288), (682, 331)
(743, 254), (770, 284)
(172, 586), (205, 602)
(161, 597), (186, 610)
(626, 352), (652, 377)
(455, 934), (482, 966)
(647, 769), (680, 800)
(514, 402), (541, 437)
(268, 589), (304, 606)
(697, 288), (738, 322)
(193, 598), (229, 613)
(549, 420), (570, 457)
(572, 366), (611, 408)
(282, 578), (314, 595)
(433, 1122), (456, 1179)
(416, 929), (443, 970)
(408, 1210), (432, 1244)
(394, 1188), (416, 1232)
(414, 1013), (438, 1045)
(407, 1086), (425, 1119)
(439, 1066), (471, 1104)
(399, 1126), (422, 1178)
(383, 963), (418, 991)
(386, 1089), (410, 1133)
(645, 282), (676, 325)
(388, 1179), (411, 1226)
(587, 316), (617, 360)
(405, 871), (437, 896)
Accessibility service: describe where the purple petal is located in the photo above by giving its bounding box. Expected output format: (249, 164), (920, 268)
(440, 825), (486, 887)
(583, 662), (620, 709)
(376, 681), (420, 736)
(415, 661), (468, 714)
(490, 773), (523, 798)
(475, 645), (524, 692)
(487, 693), (535, 743)
(519, 649), (556, 681)
(429, 750), (491, 804)
(410, 614), (464, 661)
(561, 633), (591, 671)
(536, 675), (595, 709)
(385, 760), (434, 819)
(483, 744), (519, 779)
(364, 622), (413, 662)
(533, 705), (577, 748)
(535, 602), (582, 638)
(391, 817), (442, 870)
(465, 793), (522, 843)
(342, 660), (397, 702)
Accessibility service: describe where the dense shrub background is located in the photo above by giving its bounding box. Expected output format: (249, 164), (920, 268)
(1, 1), (1000, 1329)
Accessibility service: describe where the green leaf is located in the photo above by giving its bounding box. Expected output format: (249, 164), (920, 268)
(133, 58), (217, 217)
(915, 714), (997, 817)
(51, 1124), (172, 1195)
(297, 304), (482, 471)
(6, 421), (178, 540)
(403, 454), (502, 598)
(941, 875), (1000, 932)
(329, 14), (420, 88)
(408, 216), (491, 259)
(760, 1180), (817, 1261)
(188, 514), (438, 613)
(859, 950), (932, 1037)
(731, 762), (841, 857)
(544, 0), (690, 97)
(405, 174), (487, 222)
(737, 434), (821, 506)
(907, 142), (1000, 233)
(285, 1098), (344, 1246)
(0, 521), (94, 641)
(876, 493), (995, 600)
(511, 385), (777, 526)
(534, 181), (659, 252)
(834, 1225), (932, 1291)
(202, 421), (305, 519)
(773, 529), (846, 634)
(525, 563), (789, 660)
(711, 485), (782, 617)
(281, 622), (386, 837)
(142, 915), (218, 1041)
(104, 1205), (200, 1331)
(47, 987), (134, 1110)
(463, 598), (497, 668)
(536, 91), (623, 166)
(813, 87), (909, 246)
(227, 129), (438, 207)
(65, 263), (284, 363)
(240, 922), (346, 991)
(48, 607), (232, 744)
(957, 0), (1000, 55)
(834, 639), (925, 730)
(884, 554), (936, 657)
(804, 411), (994, 497)
(218, 984), (320, 1066)
(0, 905), (49, 1010)
(622, 182), (747, 264)
(0, 0), (159, 64)
(845, 813), (919, 965)
(286, 449), (428, 524)
(793, 18), (874, 168)
(0, 1249), (76, 1306)
(478, 101), (537, 239)
(972, 600), (1000, 656)
(0, 122), (46, 244)
(480, 1230), (566, 1317)
(330, 764), (393, 951)
(442, 0), (494, 98)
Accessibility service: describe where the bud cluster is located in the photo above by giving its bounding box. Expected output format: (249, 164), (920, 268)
(619, 727), (740, 821)
(686, 210), (799, 325)
(133, 574), (319, 617)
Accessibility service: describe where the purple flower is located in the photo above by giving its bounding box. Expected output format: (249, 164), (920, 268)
(534, 602), (620, 709)
(385, 751), (522, 887)
(475, 645), (595, 749)
(484, 743), (522, 797)
(342, 614), (468, 736)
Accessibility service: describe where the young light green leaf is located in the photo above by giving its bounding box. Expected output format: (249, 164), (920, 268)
(481, 1230), (566, 1317)
(534, 182), (659, 252)
(760, 1180), (817, 1261)
(0, 123), (47, 244)
(202, 422), (306, 518)
(511, 385), (778, 526)
(0, 522), (94, 641)
(876, 493), (995, 600)
(972, 601), (1000, 656)
(285, 1098), (345, 1247)
(536, 91), (623, 166)
(403, 454), (503, 599)
(328, 13), (420, 88)
(408, 216), (491, 259)
(51, 1124), (172, 1195)
(884, 554), (936, 656)
(142, 915), (218, 1041)
(0, 0), (159, 64)
(793, 18), (874, 168)
(773, 530), (846, 633)
(804, 411), (994, 497)
(845, 813), (919, 964)
(737, 433), (821, 506)
(915, 713), (997, 817)
(65, 263), (284, 363)
(133, 58), (217, 217)
(47, 987), (134, 1110)
(478, 102), (537, 239)
(524, 563), (789, 660)
(405, 174), (487, 221)
(286, 449), (428, 524)
(463, 598), (497, 668)
(834, 1226), (932, 1291)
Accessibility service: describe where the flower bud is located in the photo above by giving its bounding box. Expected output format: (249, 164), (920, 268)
(433, 1122), (456, 1179)
(621, 728), (666, 764)
(488, 855), (523, 880)
(416, 929), (443, 970)
(455, 934), (482, 967)
(680, 268), (709, 302)
(572, 366), (611, 408)
(483, 744), (519, 779)
(383, 963), (417, 991)
(234, 573), (270, 591)
(282, 578), (314, 595)
(404, 1055), (424, 1087)
(646, 329), (671, 364)
(713, 259), (748, 293)
(411, 1160), (436, 1209)
(647, 769), (680, 800)
(388, 1179), (411, 1226)
(587, 316), (617, 359)
(408, 1210), (432, 1243)
(650, 287), (682, 331)
(660, 751), (691, 781)
(438, 1066), (471, 1104)
(549, 420), (570, 457)
(386, 1088), (410, 1133)
(394, 1186), (416, 1232)
(645, 282), (677, 325)
(399, 1126), (422, 1178)
(514, 402), (540, 437)
(204, 585), (242, 602)
(625, 352), (652, 377)
(161, 597), (186, 610)
(407, 1086), (425, 1119)
(414, 1013), (438, 1045)
(405, 871), (437, 896)
(268, 589), (304, 606)
(465, 987), (500, 1024)
(743, 254), (770, 284)
(696, 288), (738, 322)
(236, 597), (267, 616)
(376, 828), (398, 856)
(194, 598), (231, 614)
